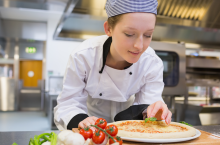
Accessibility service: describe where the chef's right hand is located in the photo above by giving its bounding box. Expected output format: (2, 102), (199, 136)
(78, 116), (98, 131)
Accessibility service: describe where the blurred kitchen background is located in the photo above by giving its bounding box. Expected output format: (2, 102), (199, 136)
(0, 0), (220, 131)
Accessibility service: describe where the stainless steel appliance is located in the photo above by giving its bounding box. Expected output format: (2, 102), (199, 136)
(0, 78), (16, 111)
(186, 56), (220, 125)
(18, 80), (45, 111)
(186, 56), (220, 103)
(150, 41), (186, 96)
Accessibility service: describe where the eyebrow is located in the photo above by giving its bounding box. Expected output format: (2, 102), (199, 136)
(125, 27), (154, 31)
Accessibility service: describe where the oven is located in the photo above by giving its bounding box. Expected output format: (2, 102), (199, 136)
(150, 41), (186, 96)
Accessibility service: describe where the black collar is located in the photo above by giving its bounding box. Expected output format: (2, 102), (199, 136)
(99, 37), (132, 73)
(99, 37), (112, 73)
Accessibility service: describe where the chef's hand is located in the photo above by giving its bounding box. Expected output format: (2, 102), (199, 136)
(147, 101), (172, 124)
(78, 116), (98, 131)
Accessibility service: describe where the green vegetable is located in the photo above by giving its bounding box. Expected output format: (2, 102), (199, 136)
(13, 132), (57, 145)
(145, 117), (157, 123)
(50, 132), (57, 145)
(39, 140), (47, 145)
(29, 138), (34, 145)
(34, 135), (39, 145)
(179, 121), (193, 127)
(37, 133), (52, 142)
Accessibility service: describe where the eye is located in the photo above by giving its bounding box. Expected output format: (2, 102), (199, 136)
(125, 33), (134, 37)
(144, 35), (151, 38)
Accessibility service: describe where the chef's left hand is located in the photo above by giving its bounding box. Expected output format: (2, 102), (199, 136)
(147, 101), (172, 124)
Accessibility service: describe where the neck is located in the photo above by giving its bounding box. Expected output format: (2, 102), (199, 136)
(106, 44), (131, 70)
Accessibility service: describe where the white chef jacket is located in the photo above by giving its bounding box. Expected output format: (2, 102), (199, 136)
(54, 35), (164, 130)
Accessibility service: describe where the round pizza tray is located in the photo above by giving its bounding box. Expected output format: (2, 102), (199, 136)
(121, 129), (201, 143)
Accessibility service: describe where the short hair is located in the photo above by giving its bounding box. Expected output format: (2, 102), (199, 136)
(107, 14), (123, 30)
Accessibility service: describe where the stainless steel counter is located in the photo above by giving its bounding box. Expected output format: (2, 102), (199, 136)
(1, 126), (220, 145)
(0, 131), (59, 145)
(194, 125), (220, 136)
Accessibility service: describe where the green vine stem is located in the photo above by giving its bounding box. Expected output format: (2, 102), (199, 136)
(90, 125), (116, 143)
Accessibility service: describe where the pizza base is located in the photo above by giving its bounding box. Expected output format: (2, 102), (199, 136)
(110, 120), (196, 139)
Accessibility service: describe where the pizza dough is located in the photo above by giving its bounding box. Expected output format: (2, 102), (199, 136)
(109, 120), (196, 139)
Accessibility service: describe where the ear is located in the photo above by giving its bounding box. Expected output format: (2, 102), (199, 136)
(103, 21), (112, 37)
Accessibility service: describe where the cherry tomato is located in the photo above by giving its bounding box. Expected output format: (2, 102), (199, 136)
(109, 136), (123, 145)
(95, 118), (107, 129)
(92, 130), (106, 144)
(105, 125), (118, 136)
(79, 127), (93, 140)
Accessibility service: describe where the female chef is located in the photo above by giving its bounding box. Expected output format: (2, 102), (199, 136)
(54, 0), (172, 131)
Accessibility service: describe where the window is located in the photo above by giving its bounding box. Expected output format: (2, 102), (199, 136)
(156, 51), (179, 86)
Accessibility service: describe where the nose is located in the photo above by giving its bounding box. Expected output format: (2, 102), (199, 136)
(134, 36), (143, 51)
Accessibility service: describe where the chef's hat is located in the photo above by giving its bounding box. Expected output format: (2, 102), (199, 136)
(105, 0), (158, 18)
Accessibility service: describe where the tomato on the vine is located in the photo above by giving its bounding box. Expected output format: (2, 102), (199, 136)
(79, 127), (93, 140)
(92, 130), (106, 144)
(105, 124), (118, 136)
(109, 136), (123, 145)
(95, 118), (107, 129)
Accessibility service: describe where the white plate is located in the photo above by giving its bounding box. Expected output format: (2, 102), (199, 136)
(121, 129), (201, 143)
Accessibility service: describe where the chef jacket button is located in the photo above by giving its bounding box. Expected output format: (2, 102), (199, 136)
(129, 72), (132, 75)
(99, 93), (102, 96)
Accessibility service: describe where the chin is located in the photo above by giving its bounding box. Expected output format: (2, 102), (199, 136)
(126, 57), (140, 64)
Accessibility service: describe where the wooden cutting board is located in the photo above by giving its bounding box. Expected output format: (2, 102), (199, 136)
(72, 129), (220, 145)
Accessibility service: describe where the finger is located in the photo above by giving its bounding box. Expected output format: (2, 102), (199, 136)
(78, 122), (85, 129)
(84, 120), (92, 128)
(161, 104), (168, 120)
(154, 109), (163, 120)
(147, 104), (154, 118)
(92, 116), (98, 122)
(88, 118), (96, 126)
(150, 102), (162, 117)
(169, 111), (173, 124)
(166, 111), (172, 125)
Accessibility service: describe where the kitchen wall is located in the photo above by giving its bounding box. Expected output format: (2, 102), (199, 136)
(0, 7), (82, 90)
(45, 14), (82, 91)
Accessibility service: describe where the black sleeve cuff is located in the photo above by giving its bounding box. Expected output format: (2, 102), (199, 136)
(67, 113), (89, 130)
(114, 104), (149, 121)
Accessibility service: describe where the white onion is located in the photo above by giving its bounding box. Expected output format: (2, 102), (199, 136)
(84, 138), (91, 145)
(57, 130), (85, 145)
(42, 141), (51, 145)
